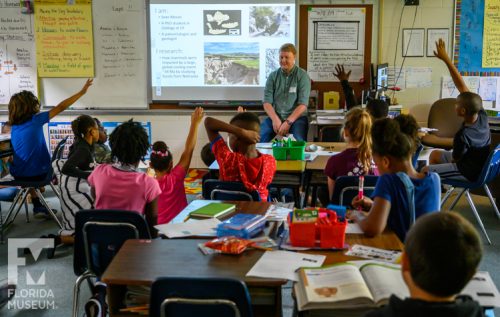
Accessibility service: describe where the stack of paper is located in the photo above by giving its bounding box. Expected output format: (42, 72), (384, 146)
(155, 218), (220, 238)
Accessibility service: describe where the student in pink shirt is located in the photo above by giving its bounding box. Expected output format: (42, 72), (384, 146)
(151, 107), (204, 224)
(88, 120), (161, 235)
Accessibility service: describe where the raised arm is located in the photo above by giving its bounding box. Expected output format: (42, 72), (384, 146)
(49, 79), (93, 119)
(434, 39), (469, 93)
(177, 107), (204, 171)
(204, 117), (260, 143)
(334, 64), (357, 109)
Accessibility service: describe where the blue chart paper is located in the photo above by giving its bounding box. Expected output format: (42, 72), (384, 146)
(455, 0), (500, 75)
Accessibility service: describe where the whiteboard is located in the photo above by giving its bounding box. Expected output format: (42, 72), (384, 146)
(40, 0), (148, 109)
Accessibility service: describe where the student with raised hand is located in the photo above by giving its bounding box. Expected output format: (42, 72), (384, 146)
(8, 79), (93, 217)
(350, 118), (441, 241)
(205, 112), (276, 201)
(423, 39), (491, 182)
(366, 212), (483, 317)
(88, 119), (161, 235)
(324, 107), (377, 200)
(151, 107), (204, 225)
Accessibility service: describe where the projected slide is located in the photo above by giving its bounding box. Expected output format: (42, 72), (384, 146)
(150, 1), (295, 101)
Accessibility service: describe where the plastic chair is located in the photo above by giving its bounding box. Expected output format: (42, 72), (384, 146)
(331, 176), (379, 207)
(203, 179), (260, 201)
(318, 125), (342, 142)
(421, 98), (463, 150)
(72, 210), (151, 317)
(440, 145), (500, 244)
(412, 143), (424, 169)
(150, 277), (253, 317)
(0, 169), (61, 243)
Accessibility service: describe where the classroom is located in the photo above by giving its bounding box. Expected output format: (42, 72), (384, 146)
(0, 0), (500, 316)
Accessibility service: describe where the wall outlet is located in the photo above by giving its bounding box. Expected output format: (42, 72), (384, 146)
(404, 0), (419, 5)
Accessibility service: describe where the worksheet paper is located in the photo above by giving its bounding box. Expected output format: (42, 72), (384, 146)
(405, 67), (432, 88)
(246, 250), (326, 281)
(154, 218), (220, 238)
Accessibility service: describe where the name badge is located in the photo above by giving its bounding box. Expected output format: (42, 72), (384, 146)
(289, 86), (297, 93)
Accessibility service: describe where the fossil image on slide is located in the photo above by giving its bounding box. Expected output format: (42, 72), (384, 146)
(204, 10), (242, 36)
(265, 48), (280, 79)
(249, 6), (291, 37)
(204, 42), (259, 85)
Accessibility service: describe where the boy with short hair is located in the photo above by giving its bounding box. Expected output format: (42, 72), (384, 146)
(366, 212), (484, 317)
(205, 112), (276, 201)
(424, 39), (491, 181)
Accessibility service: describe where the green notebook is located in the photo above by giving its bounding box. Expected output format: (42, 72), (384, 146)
(189, 203), (236, 219)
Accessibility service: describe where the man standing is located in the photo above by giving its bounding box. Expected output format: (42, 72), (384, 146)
(261, 43), (311, 142)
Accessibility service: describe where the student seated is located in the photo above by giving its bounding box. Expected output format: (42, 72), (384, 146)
(53, 115), (99, 237)
(350, 118), (441, 241)
(324, 107), (378, 200)
(151, 107), (204, 225)
(394, 114), (422, 168)
(93, 118), (112, 164)
(205, 112), (276, 201)
(333, 64), (389, 119)
(366, 212), (483, 317)
(88, 120), (161, 235)
(423, 39), (491, 182)
(8, 79), (93, 217)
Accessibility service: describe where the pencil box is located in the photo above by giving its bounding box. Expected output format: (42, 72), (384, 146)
(216, 214), (266, 239)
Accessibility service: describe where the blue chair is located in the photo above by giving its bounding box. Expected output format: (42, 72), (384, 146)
(412, 143), (424, 169)
(72, 210), (151, 317)
(331, 175), (379, 207)
(203, 179), (261, 201)
(440, 145), (500, 244)
(150, 277), (253, 317)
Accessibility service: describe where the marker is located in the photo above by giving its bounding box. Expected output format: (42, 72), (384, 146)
(358, 176), (364, 211)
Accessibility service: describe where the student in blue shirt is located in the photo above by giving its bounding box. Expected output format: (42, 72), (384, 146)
(8, 79), (93, 217)
(261, 43), (311, 142)
(350, 118), (441, 241)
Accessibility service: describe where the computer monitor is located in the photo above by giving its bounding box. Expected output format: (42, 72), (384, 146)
(376, 63), (389, 91)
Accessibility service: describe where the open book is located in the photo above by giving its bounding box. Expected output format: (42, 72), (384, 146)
(295, 262), (409, 311)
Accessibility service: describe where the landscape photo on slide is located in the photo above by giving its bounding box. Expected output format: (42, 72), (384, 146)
(204, 10), (241, 36)
(204, 42), (259, 85)
(249, 6), (291, 37)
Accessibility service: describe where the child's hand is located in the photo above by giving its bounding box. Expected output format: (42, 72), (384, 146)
(237, 106), (246, 113)
(433, 39), (449, 61)
(80, 79), (93, 94)
(352, 196), (373, 211)
(333, 64), (351, 82)
(240, 129), (260, 144)
(191, 107), (204, 125)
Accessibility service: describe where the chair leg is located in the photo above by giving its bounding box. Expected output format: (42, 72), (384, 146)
(465, 190), (492, 245)
(50, 183), (61, 201)
(484, 185), (500, 219)
(35, 189), (63, 229)
(4, 189), (29, 227)
(24, 201), (29, 223)
(73, 271), (96, 317)
(440, 186), (455, 209)
(449, 188), (466, 211)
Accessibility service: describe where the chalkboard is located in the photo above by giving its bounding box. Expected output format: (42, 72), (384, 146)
(454, 0), (500, 76)
(40, 0), (148, 109)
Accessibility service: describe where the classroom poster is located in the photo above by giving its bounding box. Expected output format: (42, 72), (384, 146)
(34, 0), (94, 77)
(482, 0), (500, 68)
(307, 7), (366, 82)
(0, 1), (37, 104)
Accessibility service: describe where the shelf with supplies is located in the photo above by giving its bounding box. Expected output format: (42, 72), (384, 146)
(310, 105), (405, 125)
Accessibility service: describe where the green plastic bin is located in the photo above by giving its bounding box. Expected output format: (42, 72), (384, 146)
(272, 141), (306, 160)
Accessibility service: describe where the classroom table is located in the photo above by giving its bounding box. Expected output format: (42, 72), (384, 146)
(101, 231), (403, 317)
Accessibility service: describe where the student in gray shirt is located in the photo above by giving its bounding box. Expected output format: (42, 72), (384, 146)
(261, 43), (311, 142)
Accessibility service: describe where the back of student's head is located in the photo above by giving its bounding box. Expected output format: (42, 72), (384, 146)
(201, 142), (215, 167)
(371, 118), (412, 159)
(394, 114), (420, 152)
(457, 92), (483, 116)
(344, 107), (372, 172)
(230, 112), (261, 133)
(8, 90), (40, 125)
(109, 119), (149, 165)
(71, 115), (96, 141)
(405, 212), (482, 297)
(366, 99), (389, 120)
(150, 141), (172, 172)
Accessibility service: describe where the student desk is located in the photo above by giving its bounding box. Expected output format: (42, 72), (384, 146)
(101, 231), (403, 317)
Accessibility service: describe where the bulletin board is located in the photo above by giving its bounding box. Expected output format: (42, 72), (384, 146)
(454, 0), (500, 76)
(298, 4), (372, 108)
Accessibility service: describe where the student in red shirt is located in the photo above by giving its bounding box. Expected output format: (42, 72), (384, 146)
(205, 112), (276, 201)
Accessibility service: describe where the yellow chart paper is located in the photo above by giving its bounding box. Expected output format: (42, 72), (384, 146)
(34, 0), (94, 77)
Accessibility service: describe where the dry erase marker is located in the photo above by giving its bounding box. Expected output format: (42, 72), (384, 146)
(358, 176), (364, 211)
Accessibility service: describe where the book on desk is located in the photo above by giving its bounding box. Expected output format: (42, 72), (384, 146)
(188, 202), (236, 219)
